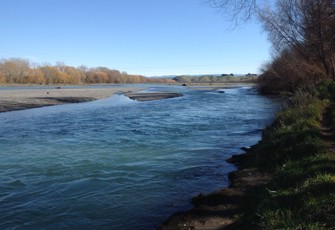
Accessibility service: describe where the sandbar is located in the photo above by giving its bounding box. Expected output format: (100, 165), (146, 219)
(0, 86), (187, 112)
(125, 92), (183, 101)
(0, 87), (142, 113)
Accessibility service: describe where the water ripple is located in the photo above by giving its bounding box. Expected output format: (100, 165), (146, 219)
(0, 86), (281, 230)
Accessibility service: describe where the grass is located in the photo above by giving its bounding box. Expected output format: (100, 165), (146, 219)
(253, 97), (327, 169)
(256, 154), (335, 229)
(236, 83), (335, 229)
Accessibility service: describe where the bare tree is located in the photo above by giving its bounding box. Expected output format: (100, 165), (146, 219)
(208, 0), (335, 83)
(260, 0), (335, 79)
(206, 0), (270, 24)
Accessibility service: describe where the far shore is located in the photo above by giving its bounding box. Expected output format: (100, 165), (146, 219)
(0, 87), (144, 113)
(0, 83), (254, 113)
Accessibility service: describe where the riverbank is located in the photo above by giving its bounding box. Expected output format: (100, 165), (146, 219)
(159, 85), (335, 229)
(158, 145), (271, 229)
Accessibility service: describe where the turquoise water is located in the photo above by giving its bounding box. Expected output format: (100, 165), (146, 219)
(0, 85), (281, 229)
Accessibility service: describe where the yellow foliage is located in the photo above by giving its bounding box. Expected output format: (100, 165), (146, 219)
(0, 57), (176, 85)
(0, 71), (5, 84)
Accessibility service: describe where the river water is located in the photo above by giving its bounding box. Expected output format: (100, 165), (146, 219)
(0, 85), (281, 229)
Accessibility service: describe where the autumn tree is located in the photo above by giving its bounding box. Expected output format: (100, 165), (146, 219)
(63, 66), (82, 84)
(0, 71), (5, 84)
(76, 65), (89, 83)
(0, 58), (176, 85)
(25, 68), (45, 84)
(40, 66), (69, 84)
(85, 70), (109, 83)
(0, 58), (31, 83)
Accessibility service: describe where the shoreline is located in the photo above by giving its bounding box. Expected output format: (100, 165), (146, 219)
(0, 86), (186, 112)
(158, 145), (269, 229)
(158, 83), (269, 229)
(0, 87), (143, 113)
(0, 83), (252, 113)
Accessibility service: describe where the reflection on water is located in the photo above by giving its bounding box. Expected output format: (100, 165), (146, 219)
(0, 86), (281, 230)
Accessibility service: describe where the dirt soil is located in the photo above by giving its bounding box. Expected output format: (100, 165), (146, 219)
(158, 150), (272, 230)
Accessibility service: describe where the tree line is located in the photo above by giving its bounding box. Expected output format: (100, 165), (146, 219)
(0, 58), (174, 85)
(258, 0), (335, 94)
(210, 0), (335, 94)
(173, 74), (257, 83)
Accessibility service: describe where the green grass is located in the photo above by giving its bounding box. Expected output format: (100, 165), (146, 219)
(236, 84), (335, 229)
(256, 154), (335, 229)
(254, 98), (327, 169)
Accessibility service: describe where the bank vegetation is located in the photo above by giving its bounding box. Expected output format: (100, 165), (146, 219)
(206, 0), (335, 228)
(173, 73), (257, 84)
(0, 59), (174, 85)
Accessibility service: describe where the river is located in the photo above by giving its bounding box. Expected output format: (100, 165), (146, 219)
(0, 85), (281, 229)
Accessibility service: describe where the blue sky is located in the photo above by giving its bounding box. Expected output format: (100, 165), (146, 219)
(0, 0), (271, 76)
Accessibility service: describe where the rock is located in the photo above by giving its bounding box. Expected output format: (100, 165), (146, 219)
(241, 146), (251, 152)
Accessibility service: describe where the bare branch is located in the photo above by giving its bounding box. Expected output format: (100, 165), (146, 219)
(205, 0), (267, 25)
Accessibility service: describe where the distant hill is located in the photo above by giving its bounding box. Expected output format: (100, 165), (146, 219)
(173, 73), (258, 83)
(149, 75), (176, 79)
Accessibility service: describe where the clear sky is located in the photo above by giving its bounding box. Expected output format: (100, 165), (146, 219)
(0, 0), (271, 76)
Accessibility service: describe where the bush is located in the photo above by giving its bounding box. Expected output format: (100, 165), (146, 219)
(258, 49), (328, 95)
